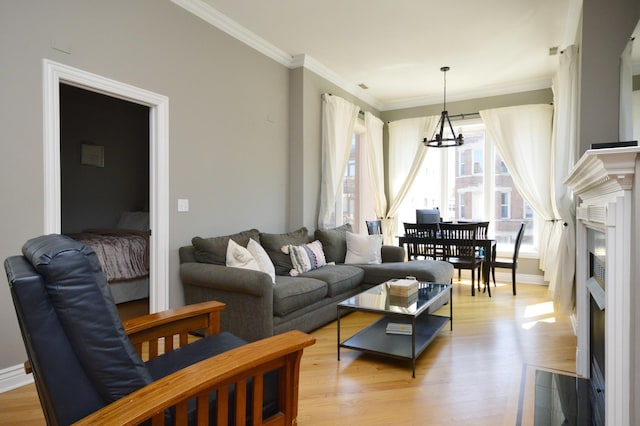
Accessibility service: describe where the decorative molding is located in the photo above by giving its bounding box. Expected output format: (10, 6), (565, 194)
(566, 146), (639, 426)
(42, 59), (169, 313)
(0, 364), (33, 393)
(381, 77), (552, 112)
(170, 0), (292, 67)
(171, 0), (554, 112)
(564, 146), (640, 199)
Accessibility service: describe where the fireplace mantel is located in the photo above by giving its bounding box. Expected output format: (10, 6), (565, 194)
(565, 146), (639, 426)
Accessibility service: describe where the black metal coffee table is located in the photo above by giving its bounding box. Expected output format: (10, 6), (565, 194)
(337, 281), (452, 377)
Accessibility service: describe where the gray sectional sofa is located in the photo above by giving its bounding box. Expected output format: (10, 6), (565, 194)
(179, 224), (453, 342)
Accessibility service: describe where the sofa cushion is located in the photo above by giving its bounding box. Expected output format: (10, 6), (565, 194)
(345, 232), (382, 264)
(356, 260), (454, 286)
(247, 238), (276, 284)
(260, 227), (310, 276)
(192, 229), (261, 265)
(272, 275), (327, 316)
(226, 239), (260, 271)
(284, 240), (327, 276)
(300, 264), (364, 297)
(314, 223), (352, 264)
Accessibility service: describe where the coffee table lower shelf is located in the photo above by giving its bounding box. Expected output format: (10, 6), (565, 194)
(339, 314), (450, 376)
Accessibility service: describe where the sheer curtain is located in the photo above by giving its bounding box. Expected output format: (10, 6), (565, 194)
(383, 116), (439, 244)
(318, 94), (360, 229)
(479, 105), (555, 286)
(547, 45), (579, 313)
(364, 112), (387, 221)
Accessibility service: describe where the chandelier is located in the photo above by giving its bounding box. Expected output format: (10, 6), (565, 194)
(424, 66), (463, 148)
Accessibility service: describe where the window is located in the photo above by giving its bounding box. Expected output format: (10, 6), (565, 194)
(334, 121), (375, 233)
(458, 151), (466, 176)
(498, 191), (510, 219)
(473, 149), (483, 174)
(398, 121), (538, 253)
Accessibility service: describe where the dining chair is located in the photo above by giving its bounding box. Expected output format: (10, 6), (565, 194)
(403, 222), (440, 260)
(366, 220), (382, 235)
(439, 222), (486, 295)
(491, 222), (526, 295)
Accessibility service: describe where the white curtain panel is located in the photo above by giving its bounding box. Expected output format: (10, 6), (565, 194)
(480, 105), (555, 275)
(318, 94), (360, 229)
(384, 115), (439, 244)
(549, 45), (579, 313)
(620, 39), (634, 140)
(364, 112), (387, 220)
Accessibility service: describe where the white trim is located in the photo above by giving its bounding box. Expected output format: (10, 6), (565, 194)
(170, 0), (292, 67)
(171, 0), (549, 112)
(0, 364), (33, 393)
(565, 146), (640, 426)
(43, 59), (169, 313)
(380, 77), (552, 111)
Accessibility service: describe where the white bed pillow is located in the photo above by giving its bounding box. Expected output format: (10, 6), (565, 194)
(344, 232), (382, 264)
(226, 239), (260, 271)
(247, 238), (276, 284)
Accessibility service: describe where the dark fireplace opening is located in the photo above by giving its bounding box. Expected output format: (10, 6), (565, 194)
(589, 296), (605, 425)
(588, 228), (606, 426)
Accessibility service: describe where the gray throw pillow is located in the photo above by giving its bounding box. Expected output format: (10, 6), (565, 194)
(192, 229), (260, 265)
(314, 223), (353, 264)
(259, 227), (310, 275)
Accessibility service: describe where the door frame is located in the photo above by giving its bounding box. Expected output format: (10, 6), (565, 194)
(43, 59), (169, 313)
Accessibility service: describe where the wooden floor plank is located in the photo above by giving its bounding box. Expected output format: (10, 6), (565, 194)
(0, 281), (576, 425)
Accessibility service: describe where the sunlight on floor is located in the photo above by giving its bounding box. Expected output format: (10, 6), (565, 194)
(522, 301), (556, 330)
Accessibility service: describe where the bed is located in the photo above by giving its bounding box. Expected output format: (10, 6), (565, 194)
(68, 212), (150, 304)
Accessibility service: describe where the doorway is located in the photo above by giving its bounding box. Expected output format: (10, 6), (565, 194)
(43, 59), (169, 313)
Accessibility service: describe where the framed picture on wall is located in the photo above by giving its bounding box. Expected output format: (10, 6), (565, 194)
(81, 143), (104, 167)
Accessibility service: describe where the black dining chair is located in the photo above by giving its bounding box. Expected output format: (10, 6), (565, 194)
(439, 223), (486, 296)
(403, 222), (440, 260)
(366, 220), (382, 235)
(491, 222), (527, 295)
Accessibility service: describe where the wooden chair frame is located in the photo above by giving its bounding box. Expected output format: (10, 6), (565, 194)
(69, 301), (315, 425)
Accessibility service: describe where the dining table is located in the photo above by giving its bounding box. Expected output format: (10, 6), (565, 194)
(397, 232), (496, 297)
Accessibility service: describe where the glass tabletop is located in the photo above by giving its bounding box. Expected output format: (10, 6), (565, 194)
(338, 281), (451, 316)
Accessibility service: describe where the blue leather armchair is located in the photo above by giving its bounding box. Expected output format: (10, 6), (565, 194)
(4, 234), (314, 425)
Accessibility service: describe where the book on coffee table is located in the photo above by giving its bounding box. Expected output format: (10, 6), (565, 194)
(388, 278), (418, 297)
(386, 322), (413, 335)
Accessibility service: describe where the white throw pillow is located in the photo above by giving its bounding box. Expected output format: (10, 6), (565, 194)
(226, 239), (260, 271)
(247, 238), (276, 284)
(344, 232), (382, 264)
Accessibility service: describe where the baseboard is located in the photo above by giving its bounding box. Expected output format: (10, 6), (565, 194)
(457, 270), (547, 286)
(0, 363), (33, 393)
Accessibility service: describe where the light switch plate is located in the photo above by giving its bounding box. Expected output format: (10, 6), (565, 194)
(178, 199), (189, 212)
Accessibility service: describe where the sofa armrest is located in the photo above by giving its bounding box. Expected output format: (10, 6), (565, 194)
(381, 245), (405, 263)
(74, 330), (315, 426)
(180, 262), (275, 342)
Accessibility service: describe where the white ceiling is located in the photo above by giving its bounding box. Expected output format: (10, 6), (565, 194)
(174, 0), (580, 111)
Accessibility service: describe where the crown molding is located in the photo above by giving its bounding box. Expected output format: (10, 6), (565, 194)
(170, 0), (292, 66)
(381, 77), (553, 111)
(291, 54), (383, 110)
(172, 0), (554, 113)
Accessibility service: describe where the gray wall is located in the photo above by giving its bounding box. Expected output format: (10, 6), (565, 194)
(0, 0), (290, 369)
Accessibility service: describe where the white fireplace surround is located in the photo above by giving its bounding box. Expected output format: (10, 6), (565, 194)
(565, 146), (640, 426)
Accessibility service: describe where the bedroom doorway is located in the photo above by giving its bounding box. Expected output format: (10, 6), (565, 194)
(43, 59), (169, 313)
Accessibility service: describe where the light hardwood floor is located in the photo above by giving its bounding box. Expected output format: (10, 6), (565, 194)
(0, 280), (576, 425)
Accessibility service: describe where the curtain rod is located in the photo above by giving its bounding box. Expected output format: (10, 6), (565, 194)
(447, 112), (480, 120)
(326, 93), (367, 117)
